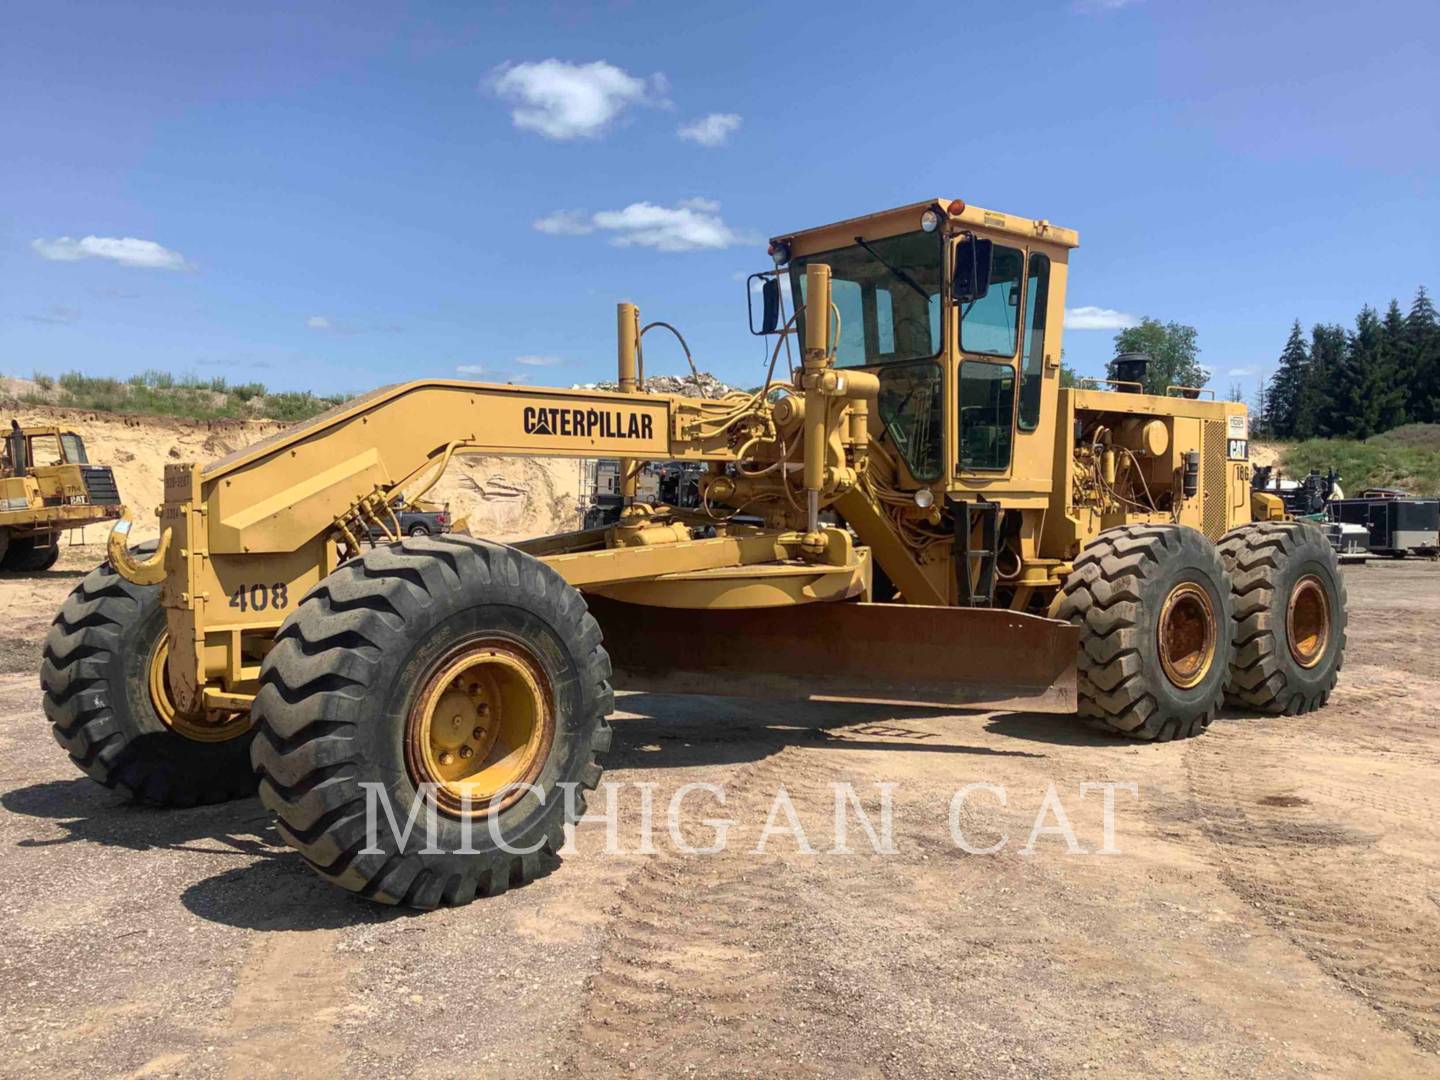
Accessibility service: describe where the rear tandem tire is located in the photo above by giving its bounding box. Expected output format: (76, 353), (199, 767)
(1219, 521), (1347, 715)
(40, 547), (259, 805)
(249, 535), (613, 909)
(1058, 524), (1233, 741)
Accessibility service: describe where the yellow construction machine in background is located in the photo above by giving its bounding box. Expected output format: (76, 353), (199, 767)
(2, 419), (123, 572)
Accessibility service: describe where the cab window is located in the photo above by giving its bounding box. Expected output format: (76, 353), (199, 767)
(876, 359), (943, 481)
(791, 230), (944, 367)
(60, 434), (88, 464)
(960, 245), (1024, 358)
(958, 361), (1014, 471)
(28, 435), (64, 466)
(1017, 253), (1050, 431)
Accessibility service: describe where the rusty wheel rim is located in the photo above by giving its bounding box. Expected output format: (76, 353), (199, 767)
(1286, 575), (1331, 669)
(405, 638), (555, 818)
(1157, 581), (1217, 690)
(147, 631), (251, 742)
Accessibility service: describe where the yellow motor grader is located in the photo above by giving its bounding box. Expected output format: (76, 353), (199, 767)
(42, 199), (1346, 907)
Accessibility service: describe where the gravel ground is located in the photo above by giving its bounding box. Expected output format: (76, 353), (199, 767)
(1, 546), (1437, 1078)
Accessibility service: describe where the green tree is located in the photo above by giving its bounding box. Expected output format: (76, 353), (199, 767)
(1108, 318), (1207, 395)
(1250, 373), (1272, 439)
(1408, 286), (1440, 422)
(1377, 299), (1410, 432)
(1309, 323), (1349, 437)
(1330, 306), (1395, 439)
(1266, 320), (1310, 438)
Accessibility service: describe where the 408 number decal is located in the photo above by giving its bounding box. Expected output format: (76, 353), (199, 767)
(228, 583), (289, 613)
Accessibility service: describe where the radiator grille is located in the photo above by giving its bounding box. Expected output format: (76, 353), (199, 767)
(1202, 421), (1226, 540)
(81, 465), (121, 506)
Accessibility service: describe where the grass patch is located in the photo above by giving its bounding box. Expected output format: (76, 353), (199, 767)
(1282, 424), (1440, 495)
(17, 370), (349, 423)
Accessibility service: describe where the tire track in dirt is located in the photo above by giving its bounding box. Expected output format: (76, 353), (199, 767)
(224, 929), (357, 1079)
(567, 715), (884, 1077)
(1184, 723), (1440, 1052)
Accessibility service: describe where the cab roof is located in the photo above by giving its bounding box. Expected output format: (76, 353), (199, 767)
(772, 199), (1079, 255)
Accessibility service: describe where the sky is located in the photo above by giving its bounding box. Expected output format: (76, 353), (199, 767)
(3, 0), (1437, 403)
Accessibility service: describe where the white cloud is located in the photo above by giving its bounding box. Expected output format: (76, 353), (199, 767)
(533, 209), (594, 236)
(1071, 0), (1143, 12)
(1227, 367), (1256, 377)
(536, 198), (751, 252)
(1066, 306), (1139, 330)
(515, 355), (564, 367)
(677, 112), (741, 147)
(489, 59), (667, 140)
(31, 235), (189, 270)
(307, 314), (370, 335)
(24, 305), (81, 325)
(456, 364), (486, 375)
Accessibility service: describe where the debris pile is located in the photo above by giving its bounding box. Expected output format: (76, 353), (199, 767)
(574, 371), (742, 399)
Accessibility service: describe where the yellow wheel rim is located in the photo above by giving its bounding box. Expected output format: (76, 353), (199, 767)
(405, 639), (555, 818)
(1287, 575), (1331, 669)
(1157, 581), (1217, 690)
(147, 632), (252, 742)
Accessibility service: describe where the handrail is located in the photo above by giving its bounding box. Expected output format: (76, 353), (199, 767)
(1166, 384), (1215, 400)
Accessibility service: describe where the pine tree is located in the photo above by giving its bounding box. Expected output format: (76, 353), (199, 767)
(1377, 299), (1410, 432)
(1408, 286), (1440, 422)
(1251, 374), (1271, 439)
(1266, 320), (1309, 437)
(1331, 306), (1389, 439)
(1310, 323), (1349, 437)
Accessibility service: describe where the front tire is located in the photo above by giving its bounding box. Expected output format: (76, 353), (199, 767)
(40, 548), (259, 805)
(1219, 521), (1347, 714)
(1059, 524), (1232, 741)
(249, 536), (612, 909)
(4, 535), (61, 572)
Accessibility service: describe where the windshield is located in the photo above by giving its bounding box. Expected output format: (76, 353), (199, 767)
(790, 230), (943, 368)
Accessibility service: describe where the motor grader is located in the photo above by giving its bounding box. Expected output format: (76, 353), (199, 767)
(42, 198), (1346, 908)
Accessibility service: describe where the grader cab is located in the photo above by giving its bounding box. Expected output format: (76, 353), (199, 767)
(42, 199), (1347, 908)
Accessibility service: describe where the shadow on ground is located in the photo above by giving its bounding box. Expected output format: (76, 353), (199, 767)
(609, 693), (1123, 768)
(0, 696), (1123, 928)
(1, 777), (414, 930)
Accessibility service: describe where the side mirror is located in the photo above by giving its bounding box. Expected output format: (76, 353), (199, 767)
(747, 273), (782, 335)
(952, 237), (993, 305)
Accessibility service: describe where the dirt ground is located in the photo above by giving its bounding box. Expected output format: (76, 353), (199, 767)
(2, 545), (1438, 1079)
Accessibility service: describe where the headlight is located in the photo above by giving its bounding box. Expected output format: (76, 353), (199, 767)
(914, 488), (934, 509)
(920, 209), (940, 233)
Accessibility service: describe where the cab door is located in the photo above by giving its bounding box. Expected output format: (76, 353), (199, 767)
(952, 242), (1025, 486)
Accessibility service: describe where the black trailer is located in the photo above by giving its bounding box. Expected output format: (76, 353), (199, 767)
(1328, 490), (1440, 557)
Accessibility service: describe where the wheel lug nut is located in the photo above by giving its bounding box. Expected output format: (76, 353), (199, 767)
(472, 727), (486, 741)
(438, 751), (454, 766)
(459, 745), (474, 760)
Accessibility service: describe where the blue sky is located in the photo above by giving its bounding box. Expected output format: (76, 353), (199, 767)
(3, 0), (1437, 402)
